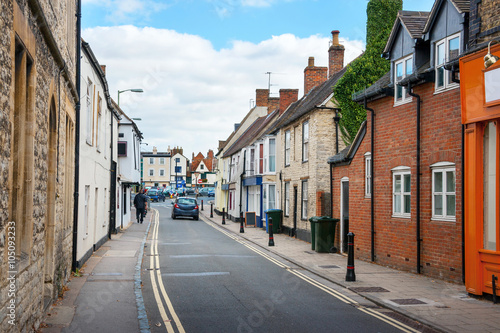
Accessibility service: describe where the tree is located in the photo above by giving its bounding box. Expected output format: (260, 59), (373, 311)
(333, 0), (402, 144)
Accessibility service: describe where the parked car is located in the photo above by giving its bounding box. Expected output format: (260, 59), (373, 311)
(197, 187), (215, 197)
(146, 189), (165, 202)
(207, 188), (215, 197)
(185, 188), (195, 195)
(171, 197), (199, 220)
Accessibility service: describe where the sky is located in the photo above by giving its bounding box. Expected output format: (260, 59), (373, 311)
(81, 0), (437, 159)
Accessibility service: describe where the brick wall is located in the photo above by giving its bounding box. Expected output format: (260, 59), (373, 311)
(332, 82), (463, 283)
(470, 0), (500, 45)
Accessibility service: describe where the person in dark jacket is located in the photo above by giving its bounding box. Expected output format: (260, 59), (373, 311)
(134, 189), (148, 223)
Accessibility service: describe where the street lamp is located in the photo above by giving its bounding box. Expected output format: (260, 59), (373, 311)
(117, 88), (143, 106)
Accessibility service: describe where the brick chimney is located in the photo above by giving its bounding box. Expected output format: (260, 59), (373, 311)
(100, 65), (106, 76)
(279, 89), (299, 115)
(328, 30), (345, 78)
(153, 146), (157, 154)
(304, 57), (328, 96)
(268, 97), (280, 113)
(256, 89), (269, 107)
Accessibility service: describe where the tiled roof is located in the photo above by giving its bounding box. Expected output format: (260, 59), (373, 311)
(423, 0), (470, 33)
(270, 66), (349, 132)
(223, 109), (279, 158)
(384, 11), (430, 54)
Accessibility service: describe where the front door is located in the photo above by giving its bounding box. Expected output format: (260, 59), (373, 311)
(293, 186), (298, 237)
(340, 178), (349, 253)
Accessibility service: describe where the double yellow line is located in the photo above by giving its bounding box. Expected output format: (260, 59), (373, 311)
(149, 209), (185, 333)
(205, 219), (420, 333)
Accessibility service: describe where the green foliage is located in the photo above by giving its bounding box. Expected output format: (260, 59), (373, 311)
(333, 0), (402, 144)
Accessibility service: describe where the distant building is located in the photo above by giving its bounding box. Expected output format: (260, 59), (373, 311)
(191, 150), (217, 187)
(141, 146), (189, 189)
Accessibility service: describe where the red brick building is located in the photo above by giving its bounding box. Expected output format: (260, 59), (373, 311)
(329, 0), (469, 282)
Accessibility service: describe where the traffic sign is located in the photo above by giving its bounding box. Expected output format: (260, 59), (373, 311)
(198, 179), (202, 184)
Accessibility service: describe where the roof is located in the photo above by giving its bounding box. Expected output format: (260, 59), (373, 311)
(384, 11), (430, 54)
(327, 121), (367, 166)
(223, 109), (279, 158)
(423, 0), (470, 34)
(269, 66), (349, 133)
(352, 71), (393, 103)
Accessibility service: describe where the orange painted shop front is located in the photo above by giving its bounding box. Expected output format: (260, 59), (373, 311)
(460, 42), (500, 297)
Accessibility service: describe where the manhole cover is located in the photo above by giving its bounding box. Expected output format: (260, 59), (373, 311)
(390, 298), (427, 305)
(350, 287), (390, 293)
(319, 265), (340, 269)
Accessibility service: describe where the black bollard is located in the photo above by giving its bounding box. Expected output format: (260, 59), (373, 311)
(210, 203), (213, 218)
(201, 200), (204, 211)
(345, 232), (356, 282)
(222, 208), (226, 225)
(268, 217), (275, 246)
(493, 275), (498, 304)
(240, 212), (244, 233)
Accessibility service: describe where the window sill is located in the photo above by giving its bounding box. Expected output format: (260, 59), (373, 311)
(431, 217), (456, 223)
(393, 98), (413, 107)
(392, 214), (411, 219)
(434, 84), (459, 95)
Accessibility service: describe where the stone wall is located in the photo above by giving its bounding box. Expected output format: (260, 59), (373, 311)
(0, 1), (76, 331)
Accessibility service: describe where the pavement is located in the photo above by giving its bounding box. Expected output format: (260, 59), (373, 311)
(40, 202), (500, 333)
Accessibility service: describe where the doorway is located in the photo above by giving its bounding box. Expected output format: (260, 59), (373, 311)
(340, 178), (349, 253)
(292, 186), (298, 237)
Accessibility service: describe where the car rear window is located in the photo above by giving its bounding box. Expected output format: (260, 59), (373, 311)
(178, 198), (196, 205)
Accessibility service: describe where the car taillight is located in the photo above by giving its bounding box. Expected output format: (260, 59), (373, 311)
(174, 203), (180, 208)
(194, 205), (199, 210)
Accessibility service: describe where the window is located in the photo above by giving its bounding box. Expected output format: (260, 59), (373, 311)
(285, 130), (291, 166)
(365, 152), (371, 197)
(431, 162), (456, 221)
(393, 167), (411, 217)
(394, 55), (413, 105)
(483, 121), (497, 250)
(117, 141), (127, 157)
(269, 138), (276, 172)
(301, 181), (308, 219)
(160, 169), (165, 177)
(86, 78), (93, 144)
(200, 164), (204, 170)
(175, 166), (182, 173)
(149, 169), (154, 176)
(84, 185), (90, 236)
(119, 133), (124, 138)
(285, 182), (290, 216)
(435, 34), (460, 91)
(149, 157), (154, 164)
(302, 121), (309, 162)
(96, 94), (102, 151)
(268, 185), (276, 210)
(160, 158), (165, 165)
(176, 158), (180, 163)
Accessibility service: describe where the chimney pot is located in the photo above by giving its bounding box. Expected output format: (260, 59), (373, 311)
(331, 30), (340, 45)
(308, 57), (315, 67)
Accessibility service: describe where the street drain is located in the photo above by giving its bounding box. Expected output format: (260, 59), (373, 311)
(319, 265), (340, 269)
(390, 298), (427, 305)
(349, 287), (390, 293)
(304, 251), (315, 254)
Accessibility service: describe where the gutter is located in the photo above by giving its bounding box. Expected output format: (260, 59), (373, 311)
(407, 82), (422, 274)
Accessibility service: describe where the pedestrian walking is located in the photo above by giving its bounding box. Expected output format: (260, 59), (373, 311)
(134, 189), (148, 224)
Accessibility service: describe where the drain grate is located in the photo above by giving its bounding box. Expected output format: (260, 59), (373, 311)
(390, 298), (427, 305)
(350, 287), (390, 293)
(319, 265), (340, 269)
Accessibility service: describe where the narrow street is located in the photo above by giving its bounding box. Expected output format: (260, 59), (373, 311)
(141, 200), (421, 333)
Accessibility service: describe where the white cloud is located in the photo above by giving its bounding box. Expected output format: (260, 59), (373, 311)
(82, 26), (363, 157)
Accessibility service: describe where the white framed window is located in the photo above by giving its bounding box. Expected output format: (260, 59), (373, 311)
(149, 157), (154, 165)
(301, 180), (308, 220)
(160, 158), (165, 165)
(284, 182), (290, 216)
(200, 164), (204, 170)
(149, 169), (154, 177)
(269, 138), (276, 172)
(268, 184), (276, 210)
(302, 121), (309, 162)
(435, 33), (460, 91)
(365, 152), (371, 197)
(392, 166), (411, 217)
(86, 78), (93, 145)
(431, 162), (456, 221)
(160, 169), (165, 177)
(394, 55), (413, 105)
(285, 130), (291, 166)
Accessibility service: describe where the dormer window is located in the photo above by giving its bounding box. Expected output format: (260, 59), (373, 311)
(394, 55), (413, 105)
(435, 33), (460, 91)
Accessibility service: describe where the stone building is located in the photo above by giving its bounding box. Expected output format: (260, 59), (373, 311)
(0, 0), (77, 331)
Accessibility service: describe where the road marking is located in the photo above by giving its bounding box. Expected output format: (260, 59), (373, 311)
(169, 254), (257, 259)
(204, 218), (421, 333)
(162, 272), (230, 277)
(149, 209), (185, 333)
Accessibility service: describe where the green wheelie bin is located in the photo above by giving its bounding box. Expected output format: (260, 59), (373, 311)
(265, 209), (282, 234)
(312, 216), (339, 253)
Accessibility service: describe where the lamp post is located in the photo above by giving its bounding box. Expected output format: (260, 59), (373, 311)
(117, 88), (143, 106)
(333, 108), (341, 155)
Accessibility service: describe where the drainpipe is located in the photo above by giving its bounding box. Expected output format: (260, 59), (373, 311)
(329, 163), (333, 218)
(364, 98), (375, 262)
(450, 67), (465, 283)
(407, 83), (422, 274)
(72, 0), (82, 272)
(239, 152), (246, 221)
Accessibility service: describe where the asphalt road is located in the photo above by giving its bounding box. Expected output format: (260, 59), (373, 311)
(141, 200), (411, 333)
